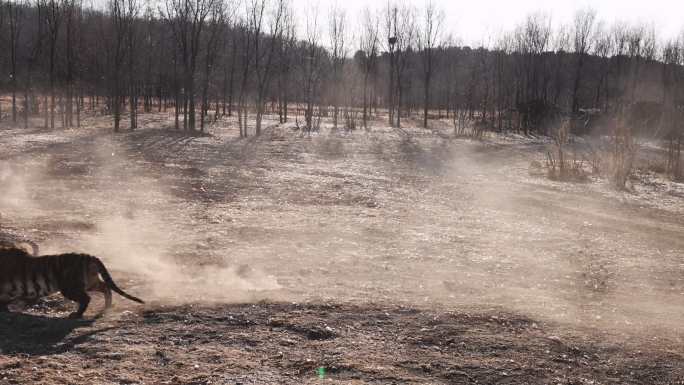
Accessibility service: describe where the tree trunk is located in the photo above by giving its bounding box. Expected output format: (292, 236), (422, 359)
(50, 49), (56, 129)
(129, 84), (137, 130)
(423, 72), (430, 128)
(571, 55), (585, 114)
(362, 71), (369, 128)
(11, 78), (17, 124)
(113, 84), (121, 132)
(44, 95), (49, 128)
(183, 90), (188, 130)
(23, 70), (31, 129)
(76, 87), (81, 128)
(396, 79), (402, 128)
(187, 73), (195, 131)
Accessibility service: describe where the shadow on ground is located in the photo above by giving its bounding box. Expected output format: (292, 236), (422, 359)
(0, 311), (109, 355)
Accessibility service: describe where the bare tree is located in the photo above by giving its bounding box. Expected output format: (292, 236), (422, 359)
(385, 2), (416, 128)
(6, 0), (24, 124)
(610, 24), (657, 189)
(276, 5), (296, 123)
(661, 38), (683, 180)
(236, 17), (252, 137)
(493, 33), (514, 130)
(629, 25), (657, 102)
(571, 7), (596, 114)
(358, 7), (379, 128)
(23, 0), (46, 128)
(163, 0), (215, 131)
(550, 24), (570, 107)
(125, 0), (140, 130)
(105, 0), (133, 132)
(513, 12), (551, 134)
(384, 3), (396, 126)
(251, 0), (285, 136)
(416, 1), (444, 128)
(299, 2), (324, 132)
(609, 21), (629, 108)
(63, 0), (82, 128)
(199, 1), (227, 132)
(328, 4), (346, 130)
(223, 29), (238, 117)
(45, 0), (61, 129)
(473, 44), (494, 129)
(591, 21), (612, 110)
(140, 6), (159, 114)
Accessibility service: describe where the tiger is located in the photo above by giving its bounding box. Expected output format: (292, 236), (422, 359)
(0, 247), (144, 319)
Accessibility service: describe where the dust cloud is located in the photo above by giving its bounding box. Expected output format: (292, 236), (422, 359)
(73, 211), (282, 305)
(1, 126), (682, 339)
(406, 136), (684, 336)
(0, 162), (40, 218)
(1, 137), (281, 306)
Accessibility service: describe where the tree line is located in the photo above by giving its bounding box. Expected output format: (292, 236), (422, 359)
(0, 0), (682, 175)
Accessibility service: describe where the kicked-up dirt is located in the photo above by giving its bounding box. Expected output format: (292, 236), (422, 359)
(0, 113), (683, 384)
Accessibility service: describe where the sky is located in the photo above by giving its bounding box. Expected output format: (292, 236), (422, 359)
(294, 0), (684, 49)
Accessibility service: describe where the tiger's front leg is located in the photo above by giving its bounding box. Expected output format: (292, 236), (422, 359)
(61, 289), (91, 319)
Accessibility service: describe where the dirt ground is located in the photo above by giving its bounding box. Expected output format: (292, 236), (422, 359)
(0, 113), (683, 384)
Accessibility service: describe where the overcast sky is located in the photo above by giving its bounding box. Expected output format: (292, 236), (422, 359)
(293, 0), (683, 49)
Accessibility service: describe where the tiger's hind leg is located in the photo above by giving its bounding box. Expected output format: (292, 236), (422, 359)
(92, 279), (112, 314)
(98, 279), (112, 309)
(61, 288), (91, 319)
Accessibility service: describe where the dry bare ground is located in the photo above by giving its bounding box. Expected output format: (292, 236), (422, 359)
(0, 113), (683, 384)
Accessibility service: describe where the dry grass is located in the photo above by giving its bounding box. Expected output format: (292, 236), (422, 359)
(0, 112), (683, 384)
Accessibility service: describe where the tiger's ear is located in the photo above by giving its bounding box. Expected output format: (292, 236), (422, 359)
(0, 244), (31, 256)
(14, 242), (36, 256)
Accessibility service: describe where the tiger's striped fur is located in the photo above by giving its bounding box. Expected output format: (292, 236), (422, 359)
(0, 248), (144, 318)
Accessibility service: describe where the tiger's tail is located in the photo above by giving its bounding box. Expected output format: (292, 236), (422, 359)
(92, 257), (145, 304)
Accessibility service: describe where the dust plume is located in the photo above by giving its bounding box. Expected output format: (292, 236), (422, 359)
(4, 136), (281, 306)
(411, 136), (684, 335)
(73, 211), (282, 305)
(0, 161), (39, 219)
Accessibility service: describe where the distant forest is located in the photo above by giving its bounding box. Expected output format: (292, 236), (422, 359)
(0, 0), (682, 143)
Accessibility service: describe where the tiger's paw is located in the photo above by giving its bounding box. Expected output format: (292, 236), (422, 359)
(67, 312), (84, 319)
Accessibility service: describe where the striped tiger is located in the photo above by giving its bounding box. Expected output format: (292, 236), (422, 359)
(0, 247), (144, 318)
